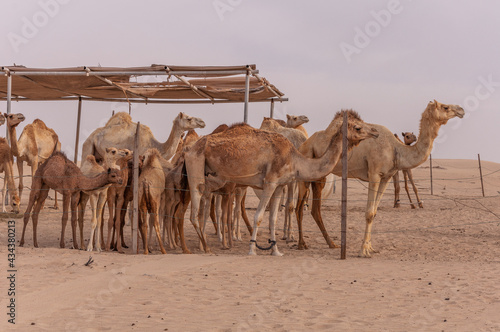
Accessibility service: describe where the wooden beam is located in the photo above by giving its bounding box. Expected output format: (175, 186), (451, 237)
(132, 122), (140, 254)
(73, 97), (82, 164)
(340, 111), (348, 260)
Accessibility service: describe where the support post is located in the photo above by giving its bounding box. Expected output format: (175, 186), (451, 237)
(478, 153), (485, 197)
(132, 122), (140, 254)
(429, 154), (433, 195)
(73, 97), (82, 164)
(243, 66), (250, 123)
(340, 111), (348, 260)
(6, 73), (12, 143)
(270, 99), (275, 118)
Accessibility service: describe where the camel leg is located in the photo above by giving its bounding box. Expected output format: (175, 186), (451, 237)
(310, 178), (338, 249)
(198, 194), (209, 251)
(295, 181), (310, 250)
(249, 183), (278, 256)
(85, 194), (97, 251)
(138, 208), (149, 254)
(240, 189), (253, 235)
(20, 178), (42, 247)
(227, 191), (234, 248)
(105, 195), (116, 251)
(95, 192), (108, 252)
(233, 188), (244, 241)
(269, 186), (284, 256)
(2, 177), (6, 213)
(70, 191), (81, 249)
(215, 194), (223, 242)
(403, 171), (416, 209)
(32, 186), (50, 248)
(113, 195), (126, 253)
(283, 182), (296, 242)
(17, 159), (24, 204)
(210, 195), (218, 234)
(176, 200), (192, 254)
(21, 183), (48, 248)
(151, 200), (167, 254)
(393, 171), (401, 208)
(187, 182), (210, 253)
(60, 193), (71, 249)
(408, 170), (423, 208)
(362, 176), (390, 257)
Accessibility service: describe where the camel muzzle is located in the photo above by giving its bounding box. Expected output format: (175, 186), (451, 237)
(455, 108), (465, 118)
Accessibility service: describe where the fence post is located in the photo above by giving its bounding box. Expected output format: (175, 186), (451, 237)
(429, 154), (433, 195)
(132, 122), (140, 254)
(478, 154), (485, 197)
(340, 111), (348, 260)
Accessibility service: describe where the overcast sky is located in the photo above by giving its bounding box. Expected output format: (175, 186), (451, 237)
(1, 0), (499, 163)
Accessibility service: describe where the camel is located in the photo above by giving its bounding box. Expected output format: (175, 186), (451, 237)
(184, 111), (379, 256)
(393, 132), (424, 209)
(5, 113), (61, 209)
(0, 138), (20, 214)
(78, 147), (132, 252)
(20, 152), (123, 249)
(296, 100), (464, 257)
(137, 148), (167, 254)
(81, 112), (206, 162)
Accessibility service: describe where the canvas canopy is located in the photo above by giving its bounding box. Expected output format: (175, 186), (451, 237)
(0, 64), (286, 103)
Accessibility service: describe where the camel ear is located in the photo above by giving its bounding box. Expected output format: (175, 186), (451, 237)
(401, 132), (404, 137)
(179, 112), (185, 118)
(286, 114), (291, 120)
(105, 147), (111, 153)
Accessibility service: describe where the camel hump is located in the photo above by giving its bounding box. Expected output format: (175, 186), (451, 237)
(32, 119), (50, 129)
(85, 155), (98, 165)
(143, 148), (161, 168)
(105, 112), (132, 126)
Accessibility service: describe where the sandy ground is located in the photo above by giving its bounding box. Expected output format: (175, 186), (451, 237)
(1, 158), (500, 331)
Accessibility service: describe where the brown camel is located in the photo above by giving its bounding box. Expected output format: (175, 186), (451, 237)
(5, 113), (61, 209)
(184, 111), (379, 256)
(393, 132), (424, 209)
(296, 100), (464, 257)
(81, 112), (205, 162)
(20, 152), (123, 249)
(78, 147), (132, 252)
(137, 148), (167, 254)
(286, 114), (309, 137)
(0, 137), (20, 213)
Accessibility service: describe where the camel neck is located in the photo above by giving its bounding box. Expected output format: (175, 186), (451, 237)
(397, 109), (442, 169)
(77, 172), (111, 191)
(7, 126), (20, 157)
(293, 128), (343, 181)
(157, 120), (183, 160)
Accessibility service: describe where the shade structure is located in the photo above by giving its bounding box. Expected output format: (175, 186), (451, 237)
(0, 64), (286, 103)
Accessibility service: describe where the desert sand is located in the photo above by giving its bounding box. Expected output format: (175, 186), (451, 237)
(1, 159), (500, 331)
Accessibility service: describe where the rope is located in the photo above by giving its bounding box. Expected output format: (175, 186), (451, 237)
(250, 239), (276, 251)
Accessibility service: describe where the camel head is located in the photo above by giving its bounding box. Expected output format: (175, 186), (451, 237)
(402, 132), (417, 145)
(105, 147), (133, 165)
(10, 193), (20, 214)
(176, 112), (206, 131)
(0, 113), (5, 126)
(428, 100), (465, 124)
(4, 113), (25, 127)
(260, 117), (282, 131)
(286, 114), (309, 127)
(336, 110), (379, 147)
(106, 167), (123, 185)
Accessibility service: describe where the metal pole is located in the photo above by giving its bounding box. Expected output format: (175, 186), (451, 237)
(243, 67), (250, 123)
(478, 154), (485, 197)
(429, 154), (433, 195)
(132, 122), (140, 254)
(73, 97), (82, 164)
(6, 74), (12, 143)
(270, 99), (275, 118)
(340, 111), (348, 260)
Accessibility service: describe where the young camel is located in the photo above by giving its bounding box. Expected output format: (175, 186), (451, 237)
(393, 132), (424, 209)
(0, 137), (21, 213)
(184, 112), (379, 256)
(20, 152), (123, 249)
(296, 100), (464, 257)
(79, 148), (132, 252)
(5, 113), (61, 209)
(137, 148), (167, 254)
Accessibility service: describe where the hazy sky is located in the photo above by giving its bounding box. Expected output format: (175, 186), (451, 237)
(1, 0), (499, 163)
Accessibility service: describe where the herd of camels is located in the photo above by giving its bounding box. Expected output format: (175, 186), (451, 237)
(1, 100), (465, 257)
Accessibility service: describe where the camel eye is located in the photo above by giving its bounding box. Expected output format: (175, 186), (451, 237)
(355, 126), (361, 131)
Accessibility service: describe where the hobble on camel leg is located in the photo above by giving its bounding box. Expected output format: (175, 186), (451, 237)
(393, 171), (401, 208)
(268, 186), (284, 256)
(249, 183), (278, 256)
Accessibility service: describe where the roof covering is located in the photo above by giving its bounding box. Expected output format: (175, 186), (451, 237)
(0, 64), (286, 104)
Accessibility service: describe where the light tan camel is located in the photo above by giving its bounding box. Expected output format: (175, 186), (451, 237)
(296, 100), (464, 257)
(184, 112), (379, 256)
(0, 137), (20, 213)
(81, 112), (206, 162)
(286, 114), (309, 137)
(20, 152), (123, 249)
(78, 147), (132, 252)
(393, 132), (424, 209)
(5, 113), (61, 209)
(137, 148), (167, 254)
